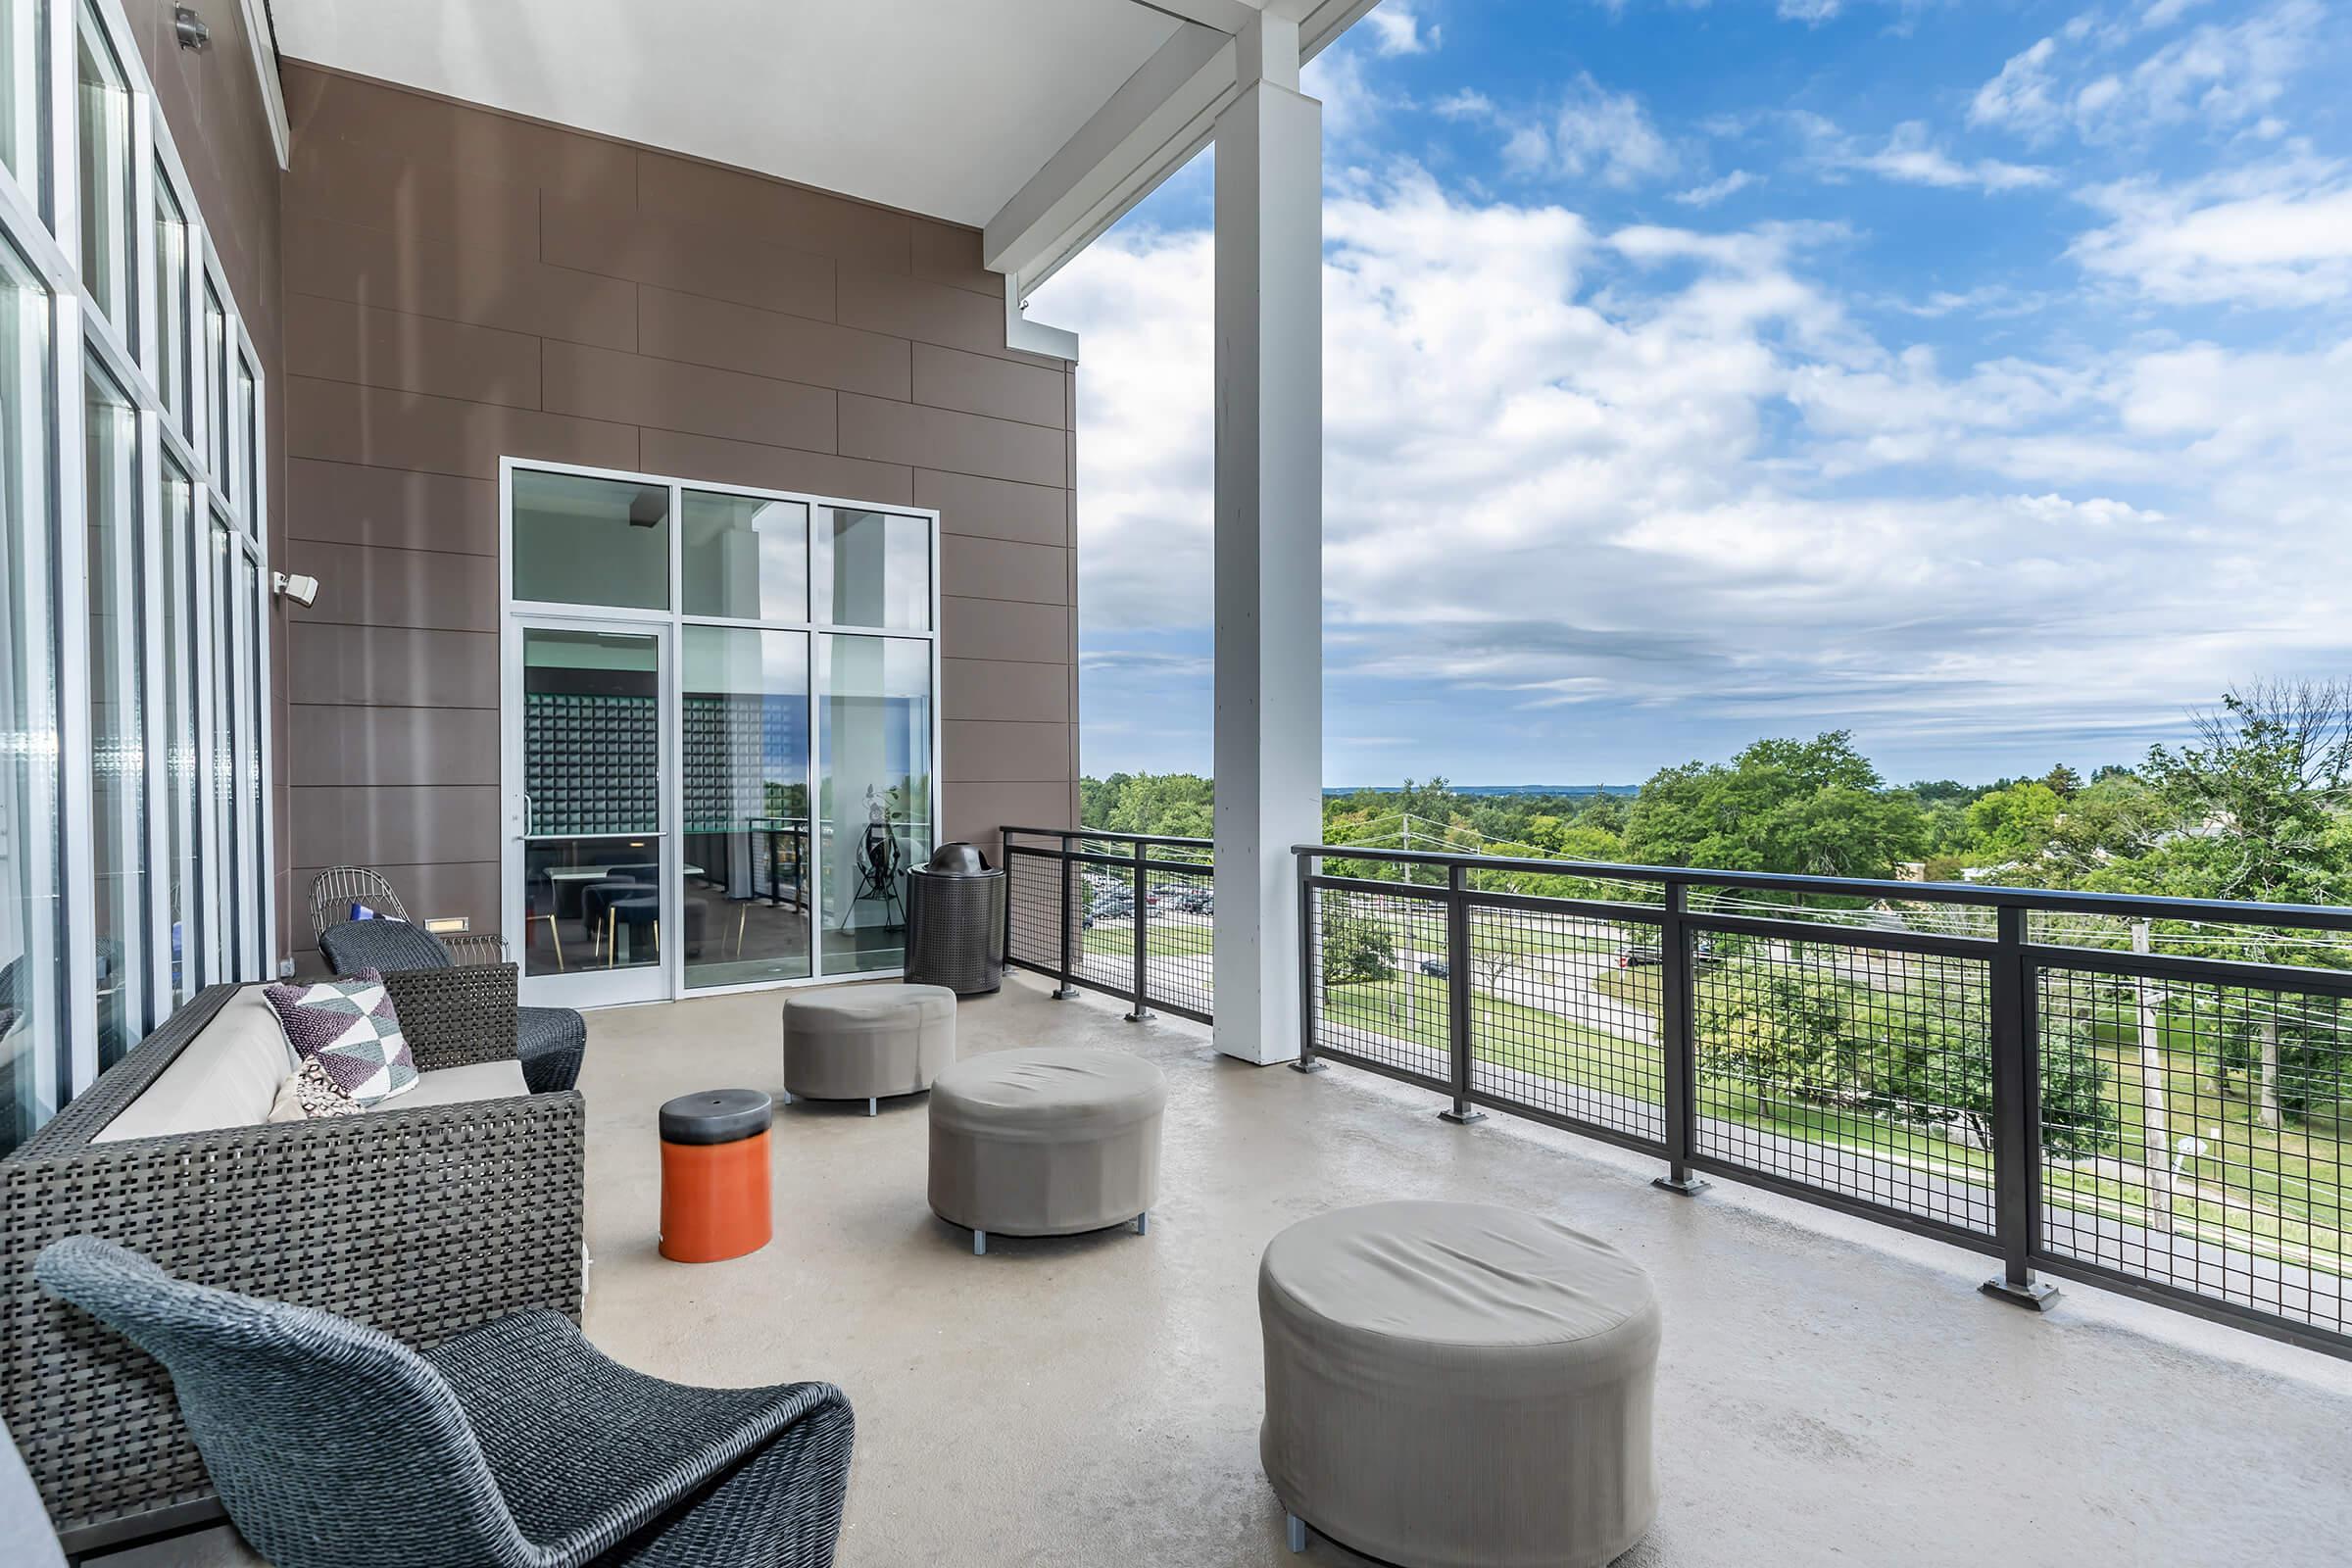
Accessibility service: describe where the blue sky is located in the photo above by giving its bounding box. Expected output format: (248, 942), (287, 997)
(1030, 0), (2352, 788)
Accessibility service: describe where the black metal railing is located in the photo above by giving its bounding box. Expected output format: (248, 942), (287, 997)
(1297, 843), (2352, 1361)
(1002, 828), (1214, 1024)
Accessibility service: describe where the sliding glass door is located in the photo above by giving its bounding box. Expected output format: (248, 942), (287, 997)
(504, 461), (938, 1004)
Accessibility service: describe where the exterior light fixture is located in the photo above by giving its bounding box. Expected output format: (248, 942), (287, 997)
(173, 5), (210, 50)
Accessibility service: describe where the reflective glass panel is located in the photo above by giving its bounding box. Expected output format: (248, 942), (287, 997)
(512, 470), (670, 611)
(681, 490), (806, 622)
(812, 509), (928, 629)
(85, 367), (144, 1063)
(818, 635), (932, 975)
(682, 625), (809, 989)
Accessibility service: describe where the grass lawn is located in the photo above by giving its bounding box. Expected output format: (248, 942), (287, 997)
(1080, 920), (1213, 962)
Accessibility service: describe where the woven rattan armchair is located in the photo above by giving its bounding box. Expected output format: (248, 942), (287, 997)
(0, 981), (585, 1555)
(320, 920), (586, 1094)
(35, 1236), (854, 1568)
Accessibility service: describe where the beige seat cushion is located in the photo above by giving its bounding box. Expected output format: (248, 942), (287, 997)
(93, 989), (297, 1144)
(385, 1059), (530, 1110)
(1258, 1200), (1661, 1568)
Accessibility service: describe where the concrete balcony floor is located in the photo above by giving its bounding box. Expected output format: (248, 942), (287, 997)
(111, 972), (2352, 1567)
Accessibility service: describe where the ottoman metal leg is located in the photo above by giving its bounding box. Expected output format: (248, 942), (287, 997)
(1286, 1514), (1307, 1553)
(867, 1097), (878, 1117)
(1135, 1211), (1149, 1236)
(972, 1228), (988, 1256)
(780, 1090), (794, 1105)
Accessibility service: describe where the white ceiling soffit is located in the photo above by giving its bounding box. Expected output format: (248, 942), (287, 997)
(269, 0), (1186, 228)
(986, 0), (1381, 305)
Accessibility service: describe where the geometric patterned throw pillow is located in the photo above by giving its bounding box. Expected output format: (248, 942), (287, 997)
(261, 968), (417, 1107)
(286, 1057), (368, 1118)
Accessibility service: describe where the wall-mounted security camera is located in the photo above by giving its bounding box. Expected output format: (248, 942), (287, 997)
(271, 571), (320, 610)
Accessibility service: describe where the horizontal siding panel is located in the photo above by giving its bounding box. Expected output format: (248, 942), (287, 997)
(287, 376), (637, 480)
(284, 622), (499, 710)
(940, 534), (1068, 606)
(542, 341), (837, 453)
(839, 395), (1063, 488)
(944, 658), (1071, 724)
(638, 285), (908, 401)
(286, 705), (503, 787)
(911, 342), (1065, 429)
(284, 541), (499, 633)
(543, 195), (836, 320)
(943, 720), (1077, 784)
(284, 461), (500, 557)
(290, 785), (501, 866)
(285, 213), (638, 352)
(638, 428), (911, 507)
(940, 596), (1071, 665)
(285, 293), (542, 410)
(914, 468), (1068, 548)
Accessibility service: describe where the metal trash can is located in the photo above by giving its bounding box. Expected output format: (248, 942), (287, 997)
(905, 842), (1007, 995)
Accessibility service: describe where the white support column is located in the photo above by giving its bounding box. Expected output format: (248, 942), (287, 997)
(1211, 13), (1320, 1065)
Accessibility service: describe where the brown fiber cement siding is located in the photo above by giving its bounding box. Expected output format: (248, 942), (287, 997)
(277, 64), (1080, 970)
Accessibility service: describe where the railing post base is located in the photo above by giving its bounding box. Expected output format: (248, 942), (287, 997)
(1651, 1173), (1710, 1197)
(1288, 1058), (1327, 1074)
(1052, 984), (1081, 1001)
(1124, 1004), (1155, 1023)
(1980, 1275), (2058, 1311)
(1439, 1104), (1486, 1125)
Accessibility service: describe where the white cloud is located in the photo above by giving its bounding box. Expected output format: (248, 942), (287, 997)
(1031, 164), (2352, 764)
(1365, 3), (1438, 56)
(1467, 74), (1679, 188)
(1672, 170), (1760, 207)
(2072, 153), (2352, 306)
(1970, 0), (2322, 145)
(1779, 0), (1843, 22)
(1807, 118), (2055, 193)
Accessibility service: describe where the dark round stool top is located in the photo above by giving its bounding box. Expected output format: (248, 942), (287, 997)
(660, 1088), (773, 1145)
(612, 895), (661, 924)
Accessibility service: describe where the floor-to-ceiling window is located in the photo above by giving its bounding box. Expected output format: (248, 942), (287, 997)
(0, 1), (274, 1151)
(506, 460), (937, 1006)
(0, 231), (57, 1151)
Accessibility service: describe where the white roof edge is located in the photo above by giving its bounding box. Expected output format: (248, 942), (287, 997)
(240, 0), (293, 169)
(990, 0), (1381, 352)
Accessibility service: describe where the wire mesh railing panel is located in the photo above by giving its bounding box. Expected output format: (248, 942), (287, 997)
(2034, 965), (2351, 1339)
(1004, 848), (1066, 972)
(1071, 845), (1136, 999)
(1143, 864), (1215, 1017)
(1310, 884), (1450, 1089)
(1466, 904), (1666, 1150)
(1690, 933), (1997, 1235)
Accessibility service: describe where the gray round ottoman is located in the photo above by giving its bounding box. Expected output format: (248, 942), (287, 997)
(781, 983), (956, 1115)
(927, 1047), (1166, 1255)
(1259, 1200), (1660, 1567)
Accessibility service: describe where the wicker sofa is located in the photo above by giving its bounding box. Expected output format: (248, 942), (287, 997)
(0, 965), (585, 1557)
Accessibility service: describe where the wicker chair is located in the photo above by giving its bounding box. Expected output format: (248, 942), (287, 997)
(309, 866), (506, 967)
(2, 981), (583, 1553)
(320, 919), (586, 1095)
(35, 1236), (855, 1568)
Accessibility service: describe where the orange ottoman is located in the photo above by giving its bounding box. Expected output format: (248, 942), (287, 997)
(659, 1089), (774, 1263)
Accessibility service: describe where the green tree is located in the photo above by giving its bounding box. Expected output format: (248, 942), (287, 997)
(2141, 679), (2352, 906)
(2043, 763), (2083, 798)
(1624, 731), (1926, 880)
(1322, 914), (1397, 991)
(1963, 781), (2063, 866)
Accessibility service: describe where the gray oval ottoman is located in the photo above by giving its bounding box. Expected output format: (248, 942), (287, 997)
(781, 983), (956, 1115)
(1259, 1200), (1660, 1567)
(927, 1047), (1166, 1255)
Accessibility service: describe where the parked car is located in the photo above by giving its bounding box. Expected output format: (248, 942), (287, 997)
(1418, 957), (1448, 978)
